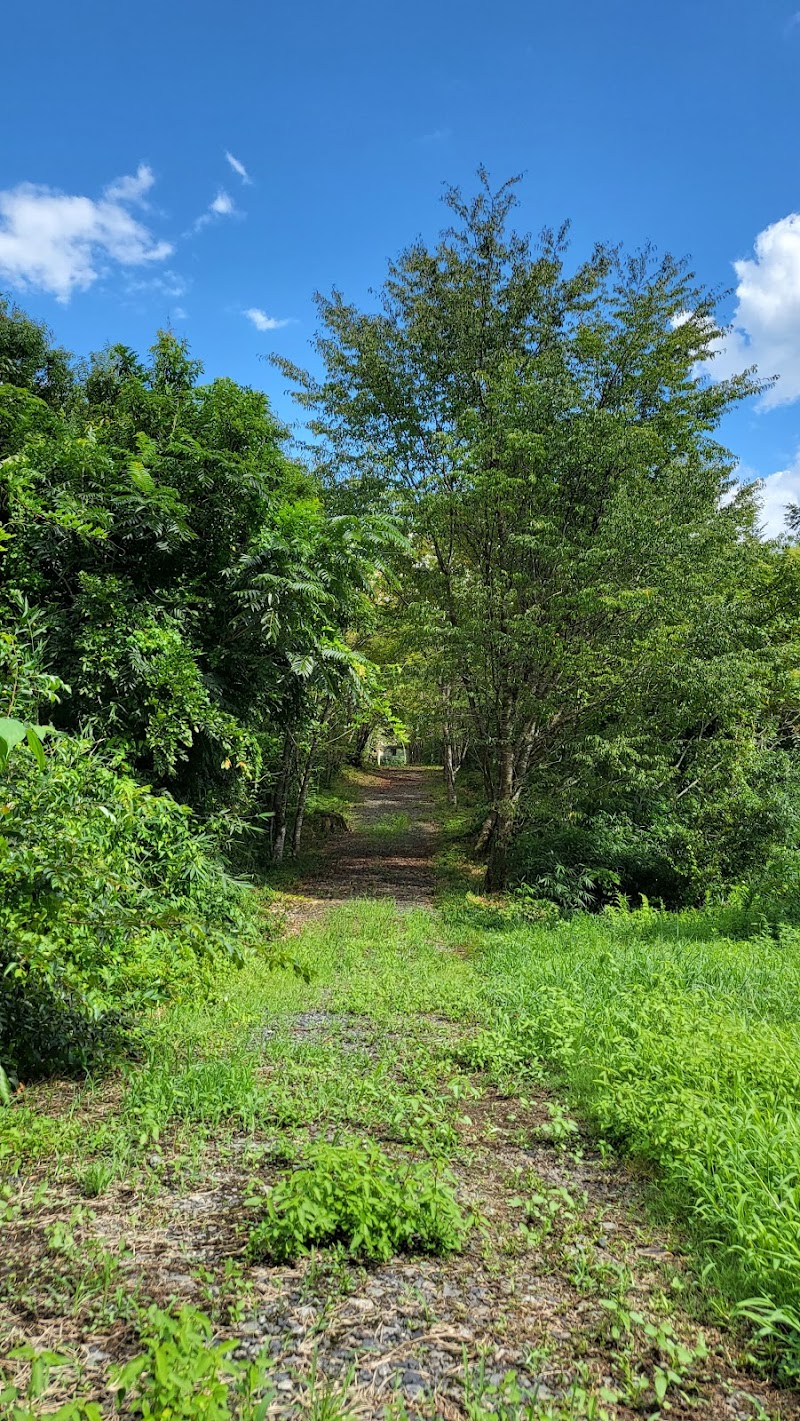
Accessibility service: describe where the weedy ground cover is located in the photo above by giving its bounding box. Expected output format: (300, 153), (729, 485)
(247, 1138), (468, 1263)
(454, 895), (800, 1378)
(0, 901), (485, 1414)
(5, 860), (800, 1411)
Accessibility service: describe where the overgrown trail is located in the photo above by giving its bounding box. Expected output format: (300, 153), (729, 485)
(2, 772), (799, 1419)
(296, 767), (439, 907)
(260, 771), (798, 1421)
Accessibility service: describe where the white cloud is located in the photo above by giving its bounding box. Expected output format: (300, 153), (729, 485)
(210, 189), (235, 216)
(104, 163), (155, 205)
(172, 306), (188, 321)
(225, 151), (252, 184)
(709, 213), (800, 408)
(244, 307), (292, 332)
(0, 168), (172, 302)
(126, 268), (187, 298)
(753, 452), (800, 538)
(192, 189), (238, 232)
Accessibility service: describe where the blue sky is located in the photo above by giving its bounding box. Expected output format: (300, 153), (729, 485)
(2, 0), (799, 531)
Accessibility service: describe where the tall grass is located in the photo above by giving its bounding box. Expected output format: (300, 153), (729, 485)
(462, 901), (800, 1371)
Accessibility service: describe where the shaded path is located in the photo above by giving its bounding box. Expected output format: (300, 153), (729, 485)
(297, 767), (440, 907)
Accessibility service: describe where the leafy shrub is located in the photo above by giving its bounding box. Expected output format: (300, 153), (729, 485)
(510, 816), (686, 910)
(456, 889), (562, 930)
(0, 735), (271, 1082)
(248, 1138), (469, 1264)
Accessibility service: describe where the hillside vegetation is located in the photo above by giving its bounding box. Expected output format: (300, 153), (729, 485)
(4, 173), (800, 1413)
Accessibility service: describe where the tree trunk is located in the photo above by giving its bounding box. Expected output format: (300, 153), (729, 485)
(442, 682), (458, 806)
(347, 721), (371, 767)
(271, 730), (294, 864)
(474, 810), (496, 855)
(484, 799), (514, 891)
(290, 756), (314, 856)
(483, 726), (515, 890)
(444, 735), (458, 806)
(291, 724), (322, 857)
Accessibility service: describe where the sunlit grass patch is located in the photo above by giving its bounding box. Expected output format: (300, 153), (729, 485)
(454, 900), (800, 1377)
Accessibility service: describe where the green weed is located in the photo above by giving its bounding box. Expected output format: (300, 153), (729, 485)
(0, 1344), (101, 1420)
(248, 1137), (469, 1263)
(113, 1304), (274, 1419)
(461, 900), (800, 1376)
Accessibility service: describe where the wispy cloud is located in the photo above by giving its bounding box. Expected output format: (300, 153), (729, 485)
(225, 151), (252, 184)
(244, 307), (292, 332)
(726, 452), (800, 539)
(420, 127), (452, 144)
(126, 269), (188, 299)
(755, 452), (800, 537)
(210, 190), (235, 216)
(104, 163), (156, 205)
(192, 188), (238, 233)
(707, 212), (800, 408)
(0, 166), (172, 302)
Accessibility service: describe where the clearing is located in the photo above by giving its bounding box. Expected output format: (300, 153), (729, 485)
(1, 768), (798, 1419)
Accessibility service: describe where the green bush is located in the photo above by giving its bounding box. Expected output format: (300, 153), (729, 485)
(0, 735), (270, 1082)
(248, 1138), (469, 1263)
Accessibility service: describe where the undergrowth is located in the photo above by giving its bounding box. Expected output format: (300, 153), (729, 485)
(248, 1138), (469, 1263)
(458, 896), (800, 1379)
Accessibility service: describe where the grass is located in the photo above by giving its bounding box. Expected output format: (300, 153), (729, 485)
(0, 900), (486, 1414)
(6, 787), (800, 1407)
(455, 895), (800, 1378)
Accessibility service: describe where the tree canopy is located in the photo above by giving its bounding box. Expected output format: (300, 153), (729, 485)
(279, 173), (794, 892)
(4, 174), (800, 1084)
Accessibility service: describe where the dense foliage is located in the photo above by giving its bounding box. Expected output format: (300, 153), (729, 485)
(282, 173), (800, 900)
(0, 298), (391, 1082)
(4, 168), (800, 1087)
(465, 899), (800, 1377)
(0, 729), (263, 1083)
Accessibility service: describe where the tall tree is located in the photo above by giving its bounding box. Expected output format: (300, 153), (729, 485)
(278, 172), (762, 886)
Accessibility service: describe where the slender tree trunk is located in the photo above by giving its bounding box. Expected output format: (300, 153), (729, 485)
(291, 749), (315, 857)
(271, 730), (294, 864)
(484, 799), (515, 891)
(483, 714), (515, 890)
(442, 682), (458, 806)
(444, 735), (458, 805)
(347, 721), (371, 767)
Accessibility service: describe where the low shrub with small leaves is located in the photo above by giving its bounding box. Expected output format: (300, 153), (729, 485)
(248, 1138), (469, 1264)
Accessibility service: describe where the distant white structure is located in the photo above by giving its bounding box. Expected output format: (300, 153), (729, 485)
(375, 737), (407, 766)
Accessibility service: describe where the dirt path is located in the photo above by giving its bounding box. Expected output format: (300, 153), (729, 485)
(296, 767), (440, 907)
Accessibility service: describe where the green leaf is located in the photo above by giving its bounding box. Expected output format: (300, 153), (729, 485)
(0, 717), (27, 770)
(25, 725), (46, 770)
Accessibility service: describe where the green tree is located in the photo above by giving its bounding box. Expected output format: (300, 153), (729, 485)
(278, 172), (762, 887)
